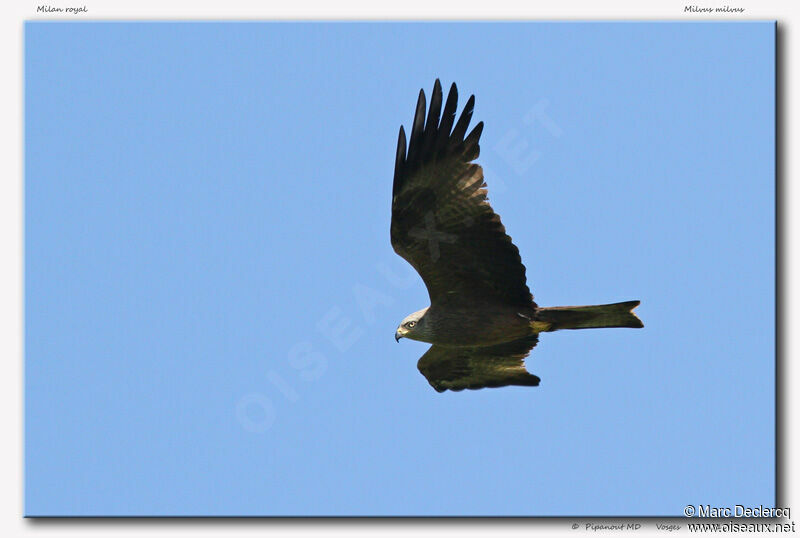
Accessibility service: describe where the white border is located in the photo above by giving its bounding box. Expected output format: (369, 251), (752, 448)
(2, 2), (795, 537)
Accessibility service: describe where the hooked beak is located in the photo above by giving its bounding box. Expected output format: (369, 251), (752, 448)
(395, 330), (403, 343)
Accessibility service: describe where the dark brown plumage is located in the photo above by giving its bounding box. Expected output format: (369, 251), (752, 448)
(392, 81), (532, 310)
(391, 80), (642, 392)
(417, 336), (541, 393)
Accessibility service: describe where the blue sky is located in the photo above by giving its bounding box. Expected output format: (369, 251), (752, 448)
(25, 22), (775, 516)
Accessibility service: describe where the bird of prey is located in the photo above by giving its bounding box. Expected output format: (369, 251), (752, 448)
(392, 80), (643, 392)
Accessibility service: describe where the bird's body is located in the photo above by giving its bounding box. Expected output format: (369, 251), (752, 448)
(391, 80), (642, 392)
(401, 303), (533, 347)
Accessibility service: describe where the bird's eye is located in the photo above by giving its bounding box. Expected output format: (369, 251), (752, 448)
(406, 321), (416, 328)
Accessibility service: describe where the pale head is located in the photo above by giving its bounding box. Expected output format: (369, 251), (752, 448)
(395, 307), (430, 342)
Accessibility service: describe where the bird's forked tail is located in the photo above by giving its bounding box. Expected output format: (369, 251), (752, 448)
(533, 300), (643, 331)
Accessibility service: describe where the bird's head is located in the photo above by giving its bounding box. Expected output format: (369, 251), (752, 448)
(395, 307), (430, 342)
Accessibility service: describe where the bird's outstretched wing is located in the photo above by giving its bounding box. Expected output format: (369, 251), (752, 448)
(417, 336), (541, 392)
(391, 80), (534, 309)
